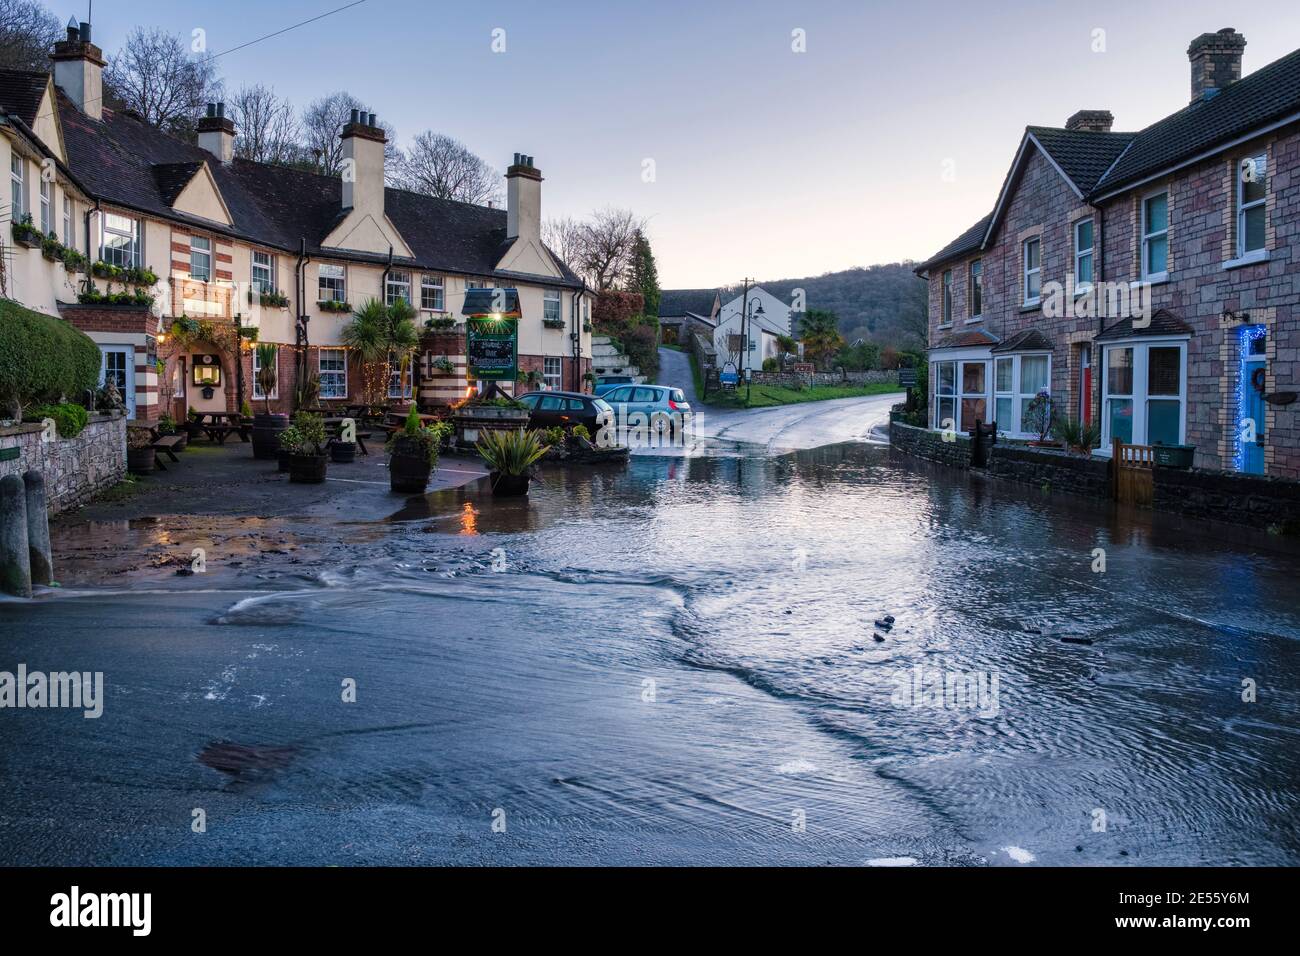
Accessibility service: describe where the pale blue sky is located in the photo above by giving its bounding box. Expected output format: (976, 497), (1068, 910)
(79, 0), (1300, 286)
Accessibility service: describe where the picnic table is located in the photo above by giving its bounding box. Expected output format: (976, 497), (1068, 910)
(148, 426), (184, 471)
(190, 411), (244, 444)
(323, 416), (370, 455)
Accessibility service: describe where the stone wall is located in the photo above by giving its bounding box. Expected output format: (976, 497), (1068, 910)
(1153, 466), (1300, 532)
(986, 443), (1112, 499)
(889, 421), (972, 469)
(0, 412), (126, 514)
(752, 369), (900, 389)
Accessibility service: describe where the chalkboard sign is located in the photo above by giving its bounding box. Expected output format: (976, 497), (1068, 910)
(467, 317), (518, 381)
(898, 368), (918, 387)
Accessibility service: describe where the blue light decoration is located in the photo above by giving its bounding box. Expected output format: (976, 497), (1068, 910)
(1234, 324), (1267, 471)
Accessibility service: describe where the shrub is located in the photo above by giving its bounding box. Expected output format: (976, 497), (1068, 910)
(571, 424), (591, 442)
(0, 298), (102, 411)
(476, 428), (549, 476)
(541, 425), (566, 446)
(762, 357), (779, 372)
(287, 412), (327, 455)
(25, 402), (90, 438)
(385, 406), (450, 467)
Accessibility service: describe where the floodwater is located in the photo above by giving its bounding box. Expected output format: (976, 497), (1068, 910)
(1, 438), (1298, 866)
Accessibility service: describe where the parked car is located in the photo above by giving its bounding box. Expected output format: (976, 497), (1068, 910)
(598, 385), (692, 420)
(593, 375), (635, 397)
(517, 391), (613, 434)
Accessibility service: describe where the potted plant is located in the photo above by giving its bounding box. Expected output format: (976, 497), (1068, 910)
(431, 355), (455, 374)
(425, 316), (456, 331)
(475, 428), (549, 496)
(1051, 417), (1100, 456)
(61, 247), (88, 273)
(126, 427), (155, 474)
(582, 370), (596, 393)
(330, 434), (358, 464)
(277, 424), (300, 472)
(41, 233), (62, 261)
(251, 343), (288, 459)
(1023, 391), (1059, 447)
(386, 407), (449, 493)
(11, 215), (42, 248)
(516, 369), (542, 391)
(183, 404), (204, 441)
(284, 412), (328, 483)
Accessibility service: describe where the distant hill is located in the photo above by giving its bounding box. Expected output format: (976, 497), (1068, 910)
(723, 262), (927, 348)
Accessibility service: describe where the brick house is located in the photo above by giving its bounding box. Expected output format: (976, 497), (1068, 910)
(915, 29), (1300, 478)
(0, 21), (592, 426)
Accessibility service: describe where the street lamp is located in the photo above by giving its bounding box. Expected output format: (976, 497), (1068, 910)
(745, 299), (764, 403)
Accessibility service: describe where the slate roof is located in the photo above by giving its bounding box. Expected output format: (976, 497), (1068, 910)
(1093, 45), (1300, 196)
(1094, 308), (1195, 342)
(658, 288), (718, 318)
(991, 329), (1055, 352)
(1027, 127), (1135, 193)
(932, 328), (999, 350)
(0, 69), (47, 127)
(32, 83), (583, 287)
(914, 213), (993, 274)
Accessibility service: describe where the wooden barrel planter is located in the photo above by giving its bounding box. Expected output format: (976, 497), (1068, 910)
(288, 453), (328, 483)
(126, 446), (156, 475)
(330, 441), (357, 464)
(251, 413), (289, 460)
(489, 472), (531, 497)
(277, 447), (292, 472)
(388, 436), (432, 493)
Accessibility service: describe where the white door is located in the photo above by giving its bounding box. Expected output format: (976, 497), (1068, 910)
(100, 345), (136, 418)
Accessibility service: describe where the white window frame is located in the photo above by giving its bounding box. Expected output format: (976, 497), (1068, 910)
(1141, 190), (1169, 281)
(543, 289), (562, 323)
(994, 356), (1014, 435)
(1073, 218), (1094, 291)
(1023, 237), (1041, 305)
(1099, 338), (1188, 451)
(62, 194), (72, 246)
(941, 269), (953, 326)
(39, 177), (50, 235)
(252, 250), (274, 294)
(385, 270), (411, 306)
(420, 274), (445, 312)
(1237, 154), (1267, 259)
(252, 345), (278, 400)
(318, 263), (346, 303)
(934, 361), (956, 429)
(189, 235), (212, 281)
(968, 260), (982, 321)
(319, 347), (348, 400)
(100, 212), (141, 268)
(10, 153), (24, 219)
(386, 350), (413, 400)
(543, 356), (562, 390)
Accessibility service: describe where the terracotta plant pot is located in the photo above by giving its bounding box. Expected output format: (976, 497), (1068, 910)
(288, 452), (328, 484)
(489, 472), (531, 497)
(251, 413), (289, 460)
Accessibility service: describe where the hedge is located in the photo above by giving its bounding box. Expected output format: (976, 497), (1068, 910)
(25, 402), (89, 438)
(0, 298), (103, 410)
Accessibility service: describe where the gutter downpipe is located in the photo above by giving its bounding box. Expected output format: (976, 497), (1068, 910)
(295, 238), (311, 405)
(571, 281), (586, 391)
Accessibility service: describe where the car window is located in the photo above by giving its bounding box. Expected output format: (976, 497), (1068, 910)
(566, 399), (586, 411)
(632, 387), (658, 403)
(671, 389), (687, 403)
(606, 387), (631, 402)
(517, 394), (540, 409)
(539, 395), (563, 411)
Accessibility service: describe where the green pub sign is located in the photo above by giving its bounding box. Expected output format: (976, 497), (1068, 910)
(466, 316), (518, 381)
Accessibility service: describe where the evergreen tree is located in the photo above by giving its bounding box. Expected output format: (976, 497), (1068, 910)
(626, 231), (661, 319)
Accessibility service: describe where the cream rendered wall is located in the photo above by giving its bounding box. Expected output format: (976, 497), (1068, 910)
(2, 136), (86, 316)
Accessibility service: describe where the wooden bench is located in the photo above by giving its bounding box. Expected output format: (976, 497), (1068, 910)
(150, 433), (184, 471)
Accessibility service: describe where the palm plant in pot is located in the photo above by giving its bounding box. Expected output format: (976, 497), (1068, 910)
(283, 412), (329, 483)
(386, 407), (450, 493)
(475, 428), (549, 496)
(251, 343), (288, 459)
(341, 297), (419, 407)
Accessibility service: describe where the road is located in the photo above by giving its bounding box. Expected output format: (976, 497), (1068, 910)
(655, 345), (898, 454)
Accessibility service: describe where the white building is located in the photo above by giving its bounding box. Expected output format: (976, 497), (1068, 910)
(711, 287), (793, 374)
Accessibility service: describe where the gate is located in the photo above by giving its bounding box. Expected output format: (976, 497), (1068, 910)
(1112, 440), (1154, 506)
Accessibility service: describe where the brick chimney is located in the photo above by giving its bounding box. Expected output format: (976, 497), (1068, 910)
(197, 102), (235, 163)
(340, 109), (386, 213)
(1188, 28), (1246, 103)
(1065, 110), (1114, 133)
(506, 153), (542, 244)
(50, 20), (104, 121)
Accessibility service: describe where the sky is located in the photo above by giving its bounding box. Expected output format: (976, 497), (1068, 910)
(79, 0), (1300, 288)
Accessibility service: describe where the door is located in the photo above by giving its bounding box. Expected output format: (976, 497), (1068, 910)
(1242, 332), (1266, 474)
(1079, 344), (1092, 424)
(100, 345), (136, 418)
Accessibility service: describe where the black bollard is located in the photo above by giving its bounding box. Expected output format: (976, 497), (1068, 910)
(0, 473), (32, 598)
(23, 471), (52, 586)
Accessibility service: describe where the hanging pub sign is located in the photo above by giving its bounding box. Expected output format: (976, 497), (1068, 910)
(463, 288), (521, 381)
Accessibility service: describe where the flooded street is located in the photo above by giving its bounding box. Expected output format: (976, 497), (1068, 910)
(2, 431), (1298, 866)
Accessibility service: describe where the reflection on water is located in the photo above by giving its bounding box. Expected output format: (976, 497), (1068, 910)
(7, 441), (1300, 865)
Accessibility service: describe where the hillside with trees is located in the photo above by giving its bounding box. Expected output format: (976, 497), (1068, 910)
(724, 262), (927, 349)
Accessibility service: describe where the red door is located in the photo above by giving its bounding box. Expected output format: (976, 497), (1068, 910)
(1080, 346), (1093, 424)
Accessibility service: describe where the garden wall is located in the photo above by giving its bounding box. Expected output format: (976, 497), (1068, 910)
(1153, 467), (1300, 532)
(752, 369), (900, 389)
(985, 443), (1112, 500)
(0, 412), (126, 514)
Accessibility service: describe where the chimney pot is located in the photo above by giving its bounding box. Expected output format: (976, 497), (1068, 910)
(79, 21), (90, 42)
(350, 108), (359, 125)
(216, 102), (224, 118)
(1188, 28), (1246, 104)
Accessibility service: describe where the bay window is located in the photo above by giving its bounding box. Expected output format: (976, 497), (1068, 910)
(934, 361), (956, 429)
(319, 348), (347, 399)
(1074, 218), (1093, 289)
(1237, 154), (1266, 258)
(1023, 237), (1041, 304)
(991, 354), (1052, 438)
(1141, 191), (1168, 279)
(1101, 340), (1186, 448)
(994, 358), (1014, 431)
(960, 361), (987, 431)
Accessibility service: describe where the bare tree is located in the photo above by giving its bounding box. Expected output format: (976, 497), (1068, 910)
(580, 207), (644, 291)
(391, 132), (502, 206)
(542, 216), (589, 278)
(0, 0), (60, 72)
(104, 27), (222, 134)
(301, 91), (396, 176)
(229, 84), (301, 165)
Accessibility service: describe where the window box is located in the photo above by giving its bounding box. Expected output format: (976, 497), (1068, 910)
(61, 247), (88, 273)
(431, 355), (455, 374)
(542, 318), (566, 330)
(317, 299), (352, 313)
(11, 217), (42, 248)
(78, 287), (155, 308)
(126, 266), (158, 286)
(92, 260), (126, 281)
(259, 290), (290, 308)
(425, 315), (456, 331)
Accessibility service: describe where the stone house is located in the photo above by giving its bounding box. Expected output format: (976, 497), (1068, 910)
(0, 20), (593, 425)
(915, 28), (1300, 478)
(657, 288), (720, 345)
